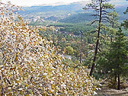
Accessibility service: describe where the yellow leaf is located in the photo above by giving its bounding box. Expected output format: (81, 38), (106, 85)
(3, 82), (6, 88)
(7, 93), (13, 96)
(25, 94), (29, 96)
(25, 83), (29, 87)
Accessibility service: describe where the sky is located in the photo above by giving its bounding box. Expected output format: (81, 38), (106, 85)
(1, 0), (127, 6)
(1, 0), (91, 6)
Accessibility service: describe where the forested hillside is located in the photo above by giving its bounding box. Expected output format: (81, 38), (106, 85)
(19, 0), (128, 35)
(0, 0), (128, 95)
(20, 0), (127, 22)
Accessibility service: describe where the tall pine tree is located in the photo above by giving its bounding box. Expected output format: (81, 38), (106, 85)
(97, 28), (128, 90)
(83, 0), (115, 76)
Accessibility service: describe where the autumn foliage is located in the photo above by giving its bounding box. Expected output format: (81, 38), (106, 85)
(0, 2), (97, 95)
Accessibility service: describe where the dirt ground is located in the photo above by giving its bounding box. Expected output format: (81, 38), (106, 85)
(95, 85), (128, 96)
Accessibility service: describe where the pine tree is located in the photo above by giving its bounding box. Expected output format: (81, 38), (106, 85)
(107, 10), (119, 42)
(83, 0), (115, 76)
(97, 28), (128, 90)
(121, 7), (128, 29)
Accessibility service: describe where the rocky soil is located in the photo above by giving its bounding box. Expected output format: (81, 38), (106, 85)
(95, 84), (128, 96)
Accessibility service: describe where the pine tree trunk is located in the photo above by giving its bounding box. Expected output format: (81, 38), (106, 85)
(114, 72), (117, 88)
(80, 31), (82, 64)
(111, 35), (113, 42)
(111, 21), (114, 42)
(117, 34), (120, 90)
(117, 73), (120, 90)
(90, 0), (102, 76)
(89, 39), (99, 76)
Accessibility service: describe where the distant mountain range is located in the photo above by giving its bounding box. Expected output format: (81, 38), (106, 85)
(21, 2), (85, 14)
(19, 0), (128, 24)
(109, 0), (128, 7)
(21, 0), (128, 11)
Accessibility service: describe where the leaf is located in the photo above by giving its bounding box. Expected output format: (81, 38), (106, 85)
(1, 13), (3, 15)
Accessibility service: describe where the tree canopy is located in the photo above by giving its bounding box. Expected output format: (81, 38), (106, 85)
(97, 28), (128, 89)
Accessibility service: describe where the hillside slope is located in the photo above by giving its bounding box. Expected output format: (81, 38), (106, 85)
(19, 0), (128, 24)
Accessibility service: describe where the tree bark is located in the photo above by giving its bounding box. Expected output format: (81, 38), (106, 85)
(90, 0), (102, 76)
(114, 72), (117, 88)
(110, 22), (114, 42)
(117, 73), (120, 90)
(80, 31), (82, 64)
(117, 41), (120, 90)
(89, 39), (99, 76)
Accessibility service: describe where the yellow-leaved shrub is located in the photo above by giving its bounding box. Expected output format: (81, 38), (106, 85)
(0, 2), (97, 95)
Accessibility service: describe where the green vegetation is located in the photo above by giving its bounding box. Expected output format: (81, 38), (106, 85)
(97, 28), (128, 90)
(50, 22), (95, 35)
(37, 0), (128, 91)
(83, 0), (115, 76)
(0, 0), (128, 95)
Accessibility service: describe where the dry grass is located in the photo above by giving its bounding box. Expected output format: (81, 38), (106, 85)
(95, 85), (128, 96)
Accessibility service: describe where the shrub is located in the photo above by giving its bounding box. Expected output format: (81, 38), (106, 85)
(0, 2), (97, 95)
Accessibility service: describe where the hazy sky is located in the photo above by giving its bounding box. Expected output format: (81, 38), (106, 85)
(2, 0), (91, 6)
